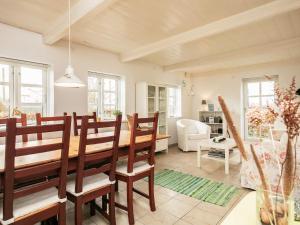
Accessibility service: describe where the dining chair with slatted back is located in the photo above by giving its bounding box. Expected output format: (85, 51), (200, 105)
(115, 112), (159, 225)
(72, 112), (98, 136)
(36, 113), (68, 140)
(0, 114), (28, 142)
(1, 115), (71, 225)
(66, 114), (122, 225)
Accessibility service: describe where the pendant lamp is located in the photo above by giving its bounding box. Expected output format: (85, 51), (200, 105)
(54, 0), (85, 88)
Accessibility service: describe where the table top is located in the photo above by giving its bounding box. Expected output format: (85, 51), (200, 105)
(198, 138), (236, 149)
(0, 130), (170, 172)
(220, 191), (300, 225)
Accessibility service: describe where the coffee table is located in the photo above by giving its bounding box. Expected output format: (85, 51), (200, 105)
(196, 138), (239, 174)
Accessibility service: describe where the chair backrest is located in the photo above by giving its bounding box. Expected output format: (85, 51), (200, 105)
(127, 112), (159, 173)
(3, 116), (71, 221)
(36, 113), (68, 140)
(74, 114), (122, 194)
(73, 112), (98, 136)
(0, 114), (28, 142)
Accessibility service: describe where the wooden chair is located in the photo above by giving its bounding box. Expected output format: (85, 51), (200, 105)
(0, 114), (28, 142)
(1, 116), (71, 225)
(73, 112), (98, 136)
(66, 114), (122, 225)
(36, 113), (67, 140)
(115, 112), (159, 225)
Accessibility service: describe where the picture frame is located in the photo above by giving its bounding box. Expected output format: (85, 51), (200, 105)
(209, 117), (214, 124)
(208, 103), (214, 112)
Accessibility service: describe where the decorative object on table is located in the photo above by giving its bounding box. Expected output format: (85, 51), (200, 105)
(152, 169), (239, 206)
(212, 136), (226, 143)
(54, 0), (84, 88)
(219, 76), (300, 225)
(112, 110), (122, 116)
(208, 103), (214, 112)
(12, 107), (22, 116)
(0, 101), (8, 118)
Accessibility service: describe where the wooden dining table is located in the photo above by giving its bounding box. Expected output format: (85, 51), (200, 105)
(0, 130), (170, 173)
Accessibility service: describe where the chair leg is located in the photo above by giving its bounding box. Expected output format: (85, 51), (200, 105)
(115, 179), (119, 192)
(127, 179), (134, 225)
(58, 202), (66, 225)
(149, 169), (156, 211)
(102, 195), (108, 212)
(75, 198), (83, 225)
(90, 200), (96, 216)
(109, 185), (116, 225)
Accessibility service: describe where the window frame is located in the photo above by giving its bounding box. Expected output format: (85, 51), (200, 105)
(167, 85), (182, 118)
(0, 58), (50, 117)
(243, 75), (278, 139)
(88, 71), (124, 120)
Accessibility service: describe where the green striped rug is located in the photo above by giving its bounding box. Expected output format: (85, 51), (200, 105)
(153, 169), (239, 206)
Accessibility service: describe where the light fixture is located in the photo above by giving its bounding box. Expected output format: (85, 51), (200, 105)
(189, 84), (195, 96)
(201, 99), (208, 111)
(54, 0), (85, 88)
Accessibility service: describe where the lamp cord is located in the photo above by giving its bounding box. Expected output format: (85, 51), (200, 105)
(68, 0), (71, 66)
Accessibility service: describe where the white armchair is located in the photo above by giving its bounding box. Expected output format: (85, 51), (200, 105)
(176, 119), (211, 152)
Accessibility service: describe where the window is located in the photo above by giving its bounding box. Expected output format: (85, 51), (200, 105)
(88, 71), (124, 120)
(167, 86), (181, 118)
(243, 76), (278, 139)
(0, 58), (49, 119)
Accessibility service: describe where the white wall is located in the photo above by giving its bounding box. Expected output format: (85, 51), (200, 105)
(0, 23), (192, 144)
(191, 59), (300, 138)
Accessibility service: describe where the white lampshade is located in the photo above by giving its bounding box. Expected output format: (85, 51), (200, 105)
(54, 65), (85, 88)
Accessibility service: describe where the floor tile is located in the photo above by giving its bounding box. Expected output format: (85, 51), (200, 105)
(138, 209), (180, 225)
(159, 198), (195, 218)
(182, 206), (222, 225)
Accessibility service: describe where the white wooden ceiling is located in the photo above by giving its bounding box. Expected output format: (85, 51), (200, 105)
(0, 0), (299, 73)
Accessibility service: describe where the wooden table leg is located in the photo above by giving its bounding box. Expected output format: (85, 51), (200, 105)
(225, 147), (229, 174)
(197, 145), (201, 168)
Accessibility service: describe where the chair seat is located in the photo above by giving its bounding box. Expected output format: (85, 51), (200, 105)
(116, 161), (154, 176)
(67, 173), (114, 196)
(0, 187), (62, 224)
(187, 133), (207, 140)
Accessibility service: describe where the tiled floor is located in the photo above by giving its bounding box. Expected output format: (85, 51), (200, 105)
(66, 145), (249, 225)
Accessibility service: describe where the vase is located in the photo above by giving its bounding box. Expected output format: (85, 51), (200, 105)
(256, 188), (294, 225)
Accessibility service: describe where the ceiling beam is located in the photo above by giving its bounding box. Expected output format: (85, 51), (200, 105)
(121, 0), (300, 62)
(43, 0), (117, 45)
(163, 37), (300, 73)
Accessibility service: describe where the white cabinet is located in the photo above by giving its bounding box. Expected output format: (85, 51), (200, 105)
(136, 82), (168, 152)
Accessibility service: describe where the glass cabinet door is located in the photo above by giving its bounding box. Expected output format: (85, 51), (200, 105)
(158, 86), (167, 135)
(147, 85), (156, 113)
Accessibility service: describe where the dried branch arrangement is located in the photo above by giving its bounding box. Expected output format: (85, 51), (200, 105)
(218, 76), (300, 225)
(218, 96), (248, 160)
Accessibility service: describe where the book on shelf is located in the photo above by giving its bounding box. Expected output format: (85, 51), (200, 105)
(207, 149), (233, 158)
